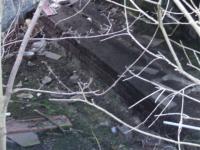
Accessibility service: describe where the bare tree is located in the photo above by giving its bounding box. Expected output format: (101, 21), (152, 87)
(0, 0), (5, 149)
(0, 0), (47, 150)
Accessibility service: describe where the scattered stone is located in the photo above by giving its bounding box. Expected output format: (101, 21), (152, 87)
(8, 132), (40, 147)
(99, 121), (110, 127)
(25, 19), (32, 27)
(117, 125), (130, 135)
(44, 51), (62, 60)
(31, 39), (46, 50)
(23, 51), (35, 59)
(111, 126), (117, 134)
(36, 93), (42, 97)
(41, 76), (52, 85)
(15, 81), (23, 88)
(27, 61), (36, 67)
(110, 8), (118, 15)
(16, 93), (34, 99)
(132, 116), (141, 125)
(25, 103), (32, 108)
(31, 39), (47, 54)
(117, 125), (132, 139)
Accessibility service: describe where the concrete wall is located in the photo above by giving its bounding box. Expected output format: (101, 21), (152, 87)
(2, 0), (39, 31)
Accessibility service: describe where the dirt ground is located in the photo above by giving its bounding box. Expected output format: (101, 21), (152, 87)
(3, 40), (179, 150)
(2, 0), (189, 149)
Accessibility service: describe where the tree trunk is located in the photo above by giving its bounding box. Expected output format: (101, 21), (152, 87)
(0, 0), (6, 149)
(0, 112), (6, 150)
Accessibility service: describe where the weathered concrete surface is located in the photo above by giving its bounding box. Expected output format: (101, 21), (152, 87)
(2, 0), (38, 31)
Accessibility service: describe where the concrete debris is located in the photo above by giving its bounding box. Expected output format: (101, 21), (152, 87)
(36, 93), (42, 97)
(7, 115), (72, 147)
(16, 93), (34, 99)
(25, 19), (32, 27)
(111, 126), (117, 134)
(30, 39), (47, 54)
(8, 132), (40, 147)
(15, 81), (23, 88)
(44, 51), (62, 60)
(23, 51), (35, 58)
(99, 121), (110, 127)
(110, 8), (118, 15)
(70, 95), (84, 100)
(42, 76), (52, 85)
(7, 116), (72, 134)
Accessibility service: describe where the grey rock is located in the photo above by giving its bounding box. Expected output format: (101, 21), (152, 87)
(16, 93), (34, 99)
(117, 125), (131, 135)
(31, 39), (47, 54)
(15, 81), (23, 87)
(41, 76), (52, 85)
(27, 61), (36, 67)
(23, 51), (35, 58)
